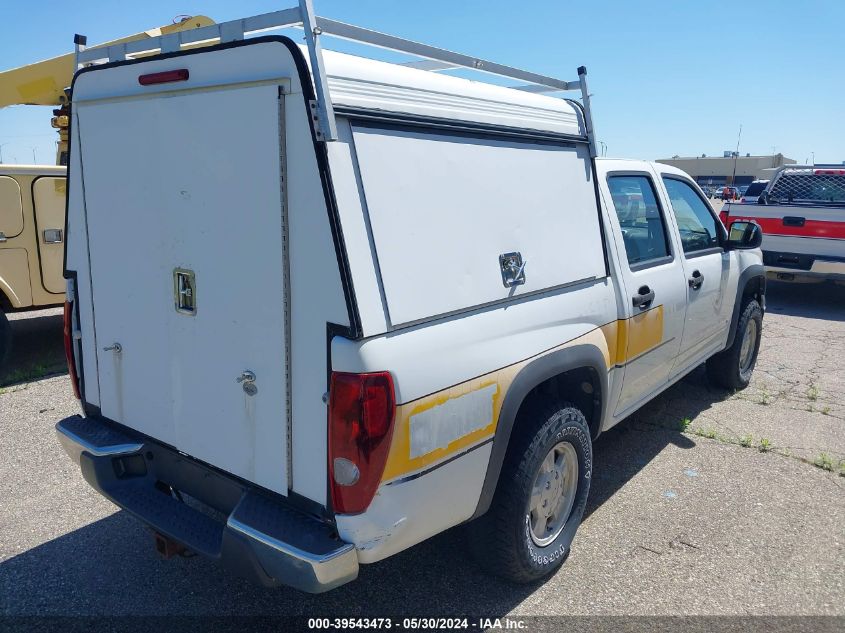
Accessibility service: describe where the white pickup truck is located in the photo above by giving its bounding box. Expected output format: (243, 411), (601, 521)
(55, 5), (766, 593)
(722, 165), (845, 283)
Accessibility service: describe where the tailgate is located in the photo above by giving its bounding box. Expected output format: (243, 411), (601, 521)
(725, 202), (845, 262)
(73, 43), (293, 494)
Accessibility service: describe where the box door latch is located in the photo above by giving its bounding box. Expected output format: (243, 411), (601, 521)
(499, 252), (527, 288)
(173, 269), (196, 315)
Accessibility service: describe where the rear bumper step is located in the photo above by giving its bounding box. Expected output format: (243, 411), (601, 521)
(55, 416), (358, 593)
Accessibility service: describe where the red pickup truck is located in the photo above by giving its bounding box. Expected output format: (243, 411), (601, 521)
(721, 166), (845, 283)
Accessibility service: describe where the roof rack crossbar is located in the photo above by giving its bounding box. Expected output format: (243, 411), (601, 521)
(72, 1), (596, 151)
(313, 17), (574, 92)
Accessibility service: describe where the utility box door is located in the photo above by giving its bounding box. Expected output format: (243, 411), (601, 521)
(75, 83), (290, 495)
(351, 126), (605, 326)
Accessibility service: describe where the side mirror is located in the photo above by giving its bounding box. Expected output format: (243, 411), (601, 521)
(726, 220), (762, 250)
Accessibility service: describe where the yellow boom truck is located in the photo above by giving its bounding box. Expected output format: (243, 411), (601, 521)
(0, 16), (213, 369)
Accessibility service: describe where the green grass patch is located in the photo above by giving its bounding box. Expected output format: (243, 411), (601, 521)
(0, 362), (64, 387)
(814, 453), (834, 472)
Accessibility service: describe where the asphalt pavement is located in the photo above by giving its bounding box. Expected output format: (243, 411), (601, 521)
(0, 282), (842, 617)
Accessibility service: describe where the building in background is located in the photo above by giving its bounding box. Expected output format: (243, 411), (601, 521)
(656, 153), (797, 186)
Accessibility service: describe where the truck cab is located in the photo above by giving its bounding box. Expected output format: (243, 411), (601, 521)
(0, 164), (67, 367)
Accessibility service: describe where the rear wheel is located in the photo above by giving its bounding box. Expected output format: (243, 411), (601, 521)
(0, 309), (10, 372)
(466, 399), (592, 583)
(706, 298), (763, 390)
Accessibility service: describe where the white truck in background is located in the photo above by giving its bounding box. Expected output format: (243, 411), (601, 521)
(722, 165), (845, 283)
(54, 3), (767, 593)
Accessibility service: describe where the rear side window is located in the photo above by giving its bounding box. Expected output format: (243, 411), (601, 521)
(607, 175), (672, 267)
(662, 177), (721, 254)
(744, 182), (767, 198)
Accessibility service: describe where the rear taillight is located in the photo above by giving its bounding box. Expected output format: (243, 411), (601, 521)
(63, 300), (81, 400)
(328, 371), (396, 514)
(719, 209), (730, 226)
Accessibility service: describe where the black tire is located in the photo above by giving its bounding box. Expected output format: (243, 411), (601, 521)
(706, 298), (763, 390)
(466, 399), (592, 584)
(0, 309), (10, 372)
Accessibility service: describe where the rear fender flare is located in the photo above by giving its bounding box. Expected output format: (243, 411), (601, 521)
(470, 344), (608, 520)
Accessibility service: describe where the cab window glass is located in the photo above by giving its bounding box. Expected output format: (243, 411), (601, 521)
(662, 177), (721, 254)
(607, 175), (671, 267)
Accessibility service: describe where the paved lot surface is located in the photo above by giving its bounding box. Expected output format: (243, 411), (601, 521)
(0, 307), (64, 388)
(1, 282), (843, 616)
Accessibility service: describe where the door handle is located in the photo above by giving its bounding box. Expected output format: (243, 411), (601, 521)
(632, 285), (655, 309)
(43, 229), (64, 244)
(688, 270), (704, 290)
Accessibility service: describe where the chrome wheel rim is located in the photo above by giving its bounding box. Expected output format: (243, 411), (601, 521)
(739, 319), (758, 373)
(528, 441), (578, 547)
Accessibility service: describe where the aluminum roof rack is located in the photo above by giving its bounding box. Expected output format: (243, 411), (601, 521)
(73, 0), (596, 153)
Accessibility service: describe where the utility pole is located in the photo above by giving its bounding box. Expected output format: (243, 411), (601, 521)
(30, 147), (37, 163)
(0, 142), (9, 163)
(731, 124), (742, 186)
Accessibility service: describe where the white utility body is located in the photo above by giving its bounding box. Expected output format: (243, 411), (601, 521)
(55, 2), (767, 593)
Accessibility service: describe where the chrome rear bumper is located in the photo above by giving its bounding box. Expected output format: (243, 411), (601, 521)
(56, 415), (358, 593)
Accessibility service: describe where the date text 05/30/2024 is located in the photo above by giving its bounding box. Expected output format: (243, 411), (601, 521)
(307, 618), (527, 630)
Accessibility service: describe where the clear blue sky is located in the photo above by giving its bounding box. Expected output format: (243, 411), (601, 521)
(1, 0), (842, 165)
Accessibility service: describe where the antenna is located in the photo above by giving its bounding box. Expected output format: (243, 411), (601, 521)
(730, 123), (742, 185)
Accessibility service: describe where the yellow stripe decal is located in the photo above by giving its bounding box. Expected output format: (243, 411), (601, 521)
(601, 305), (664, 367)
(380, 312), (664, 483)
(382, 374), (511, 483)
(625, 305), (664, 362)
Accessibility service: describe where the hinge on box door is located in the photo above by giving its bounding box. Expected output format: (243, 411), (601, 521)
(278, 90), (293, 490)
(308, 100), (325, 142)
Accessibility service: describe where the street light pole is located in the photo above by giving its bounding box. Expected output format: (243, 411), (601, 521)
(731, 124), (742, 186)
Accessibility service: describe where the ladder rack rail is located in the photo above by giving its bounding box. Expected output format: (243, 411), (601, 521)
(73, 1), (597, 153)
